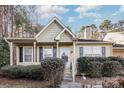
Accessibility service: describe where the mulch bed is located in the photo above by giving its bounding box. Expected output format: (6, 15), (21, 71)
(0, 76), (51, 88)
(76, 76), (124, 87)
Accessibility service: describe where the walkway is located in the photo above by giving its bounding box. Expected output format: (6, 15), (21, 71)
(60, 64), (82, 88)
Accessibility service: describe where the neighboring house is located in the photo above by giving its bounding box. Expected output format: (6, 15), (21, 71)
(104, 32), (124, 44)
(113, 44), (124, 58)
(104, 32), (124, 58)
(5, 17), (113, 81)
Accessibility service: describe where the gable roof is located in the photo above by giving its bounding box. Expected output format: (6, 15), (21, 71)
(55, 28), (76, 40)
(35, 16), (68, 39)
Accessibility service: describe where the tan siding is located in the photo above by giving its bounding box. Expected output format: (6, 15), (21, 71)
(60, 32), (73, 42)
(37, 21), (63, 42)
(76, 44), (112, 58)
(113, 49), (124, 58)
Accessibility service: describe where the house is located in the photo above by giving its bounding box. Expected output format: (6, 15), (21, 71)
(104, 32), (124, 58)
(113, 44), (124, 58)
(5, 17), (113, 81)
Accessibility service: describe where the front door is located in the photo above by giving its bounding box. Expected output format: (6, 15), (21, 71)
(60, 47), (70, 68)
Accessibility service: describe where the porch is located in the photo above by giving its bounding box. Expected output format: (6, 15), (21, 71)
(6, 38), (77, 81)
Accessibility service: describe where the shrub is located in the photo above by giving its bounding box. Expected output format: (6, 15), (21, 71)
(77, 57), (123, 77)
(102, 61), (122, 77)
(108, 56), (124, 67)
(77, 57), (90, 74)
(87, 62), (103, 78)
(77, 57), (106, 75)
(0, 65), (43, 80)
(23, 65), (43, 80)
(41, 58), (65, 87)
(0, 39), (10, 68)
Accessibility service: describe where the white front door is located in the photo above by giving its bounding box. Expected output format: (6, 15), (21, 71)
(60, 47), (70, 68)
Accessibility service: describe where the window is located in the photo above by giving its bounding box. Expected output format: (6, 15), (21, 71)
(19, 47), (23, 62)
(102, 47), (106, 57)
(83, 46), (102, 57)
(23, 47), (33, 62)
(43, 47), (53, 58)
(79, 47), (83, 57)
(53, 47), (57, 58)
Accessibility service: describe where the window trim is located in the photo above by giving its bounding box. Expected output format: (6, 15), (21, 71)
(23, 46), (33, 62)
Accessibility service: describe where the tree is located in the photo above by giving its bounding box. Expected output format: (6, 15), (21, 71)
(99, 20), (112, 32)
(118, 20), (124, 31)
(0, 5), (38, 38)
(0, 39), (10, 67)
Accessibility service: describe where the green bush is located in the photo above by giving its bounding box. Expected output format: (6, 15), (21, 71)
(102, 61), (121, 77)
(77, 57), (123, 78)
(0, 65), (43, 80)
(41, 58), (65, 87)
(77, 57), (90, 74)
(108, 56), (124, 67)
(0, 39), (10, 68)
(77, 57), (106, 75)
(88, 62), (103, 78)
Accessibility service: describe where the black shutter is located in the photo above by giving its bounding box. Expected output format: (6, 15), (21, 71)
(102, 47), (106, 57)
(39, 47), (43, 61)
(19, 47), (23, 62)
(53, 47), (57, 58)
(79, 47), (83, 57)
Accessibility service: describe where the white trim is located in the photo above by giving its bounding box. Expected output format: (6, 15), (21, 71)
(37, 47), (39, 62)
(17, 62), (40, 66)
(35, 16), (66, 39)
(10, 42), (13, 65)
(33, 42), (37, 62)
(72, 41), (76, 82)
(23, 46), (33, 63)
(16, 46), (19, 65)
(55, 28), (76, 40)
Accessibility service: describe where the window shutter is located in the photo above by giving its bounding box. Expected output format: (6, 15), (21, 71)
(53, 47), (57, 58)
(79, 47), (83, 57)
(102, 47), (106, 57)
(19, 47), (23, 62)
(39, 47), (43, 61)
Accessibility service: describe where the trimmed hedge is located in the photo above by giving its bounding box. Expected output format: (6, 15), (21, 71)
(41, 58), (65, 87)
(0, 65), (43, 80)
(77, 57), (123, 77)
(0, 58), (65, 87)
(102, 61), (121, 77)
(87, 62), (103, 78)
(108, 56), (124, 67)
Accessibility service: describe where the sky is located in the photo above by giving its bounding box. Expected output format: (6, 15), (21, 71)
(36, 5), (124, 32)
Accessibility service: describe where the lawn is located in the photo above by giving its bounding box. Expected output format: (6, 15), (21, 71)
(0, 76), (50, 88)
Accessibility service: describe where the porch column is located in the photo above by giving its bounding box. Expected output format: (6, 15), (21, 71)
(34, 42), (37, 62)
(72, 41), (76, 82)
(10, 42), (13, 65)
(56, 41), (59, 58)
(16, 46), (19, 65)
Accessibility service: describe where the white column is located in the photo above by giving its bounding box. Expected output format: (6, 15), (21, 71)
(16, 46), (19, 65)
(34, 42), (37, 62)
(56, 41), (59, 58)
(10, 42), (13, 65)
(72, 41), (76, 82)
